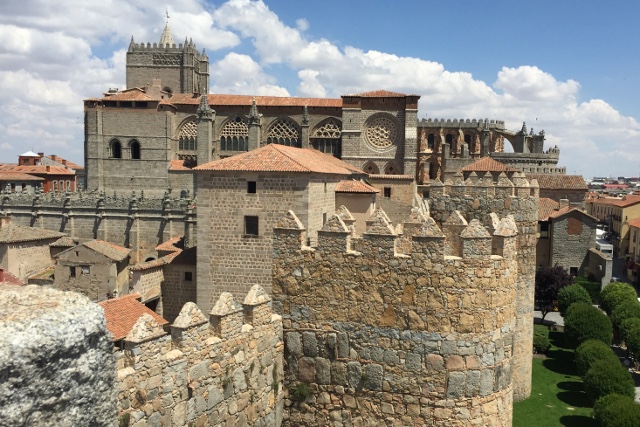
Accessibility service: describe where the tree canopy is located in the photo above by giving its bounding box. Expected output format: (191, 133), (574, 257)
(535, 265), (572, 323)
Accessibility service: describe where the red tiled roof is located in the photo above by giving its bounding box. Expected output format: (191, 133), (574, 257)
(0, 222), (65, 243)
(538, 198), (560, 221)
(548, 207), (597, 221)
(83, 240), (130, 262)
(0, 172), (43, 181)
(167, 94), (342, 108)
(194, 144), (363, 175)
(155, 235), (184, 252)
(171, 246), (196, 265)
(461, 157), (518, 173)
(525, 174), (587, 190)
(335, 180), (380, 193)
(629, 218), (640, 229)
(102, 88), (154, 102)
(0, 164), (75, 176)
(169, 160), (193, 171)
(344, 90), (416, 98)
(590, 195), (640, 208)
(129, 252), (179, 271)
(45, 155), (84, 171)
(0, 269), (24, 286)
(50, 236), (78, 247)
(98, 294), (168, 341)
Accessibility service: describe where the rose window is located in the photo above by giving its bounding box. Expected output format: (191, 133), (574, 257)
(365, 116), (397, 149)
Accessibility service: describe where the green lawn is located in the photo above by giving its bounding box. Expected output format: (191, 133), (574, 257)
(513, 330), (597, 427)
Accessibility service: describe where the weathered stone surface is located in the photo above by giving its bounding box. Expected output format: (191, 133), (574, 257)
(0, 285), (116, 426)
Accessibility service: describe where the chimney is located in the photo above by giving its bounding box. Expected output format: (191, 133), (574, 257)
(0, 216), (11, 228)
(559, 199), (569, 209)
(38, 152), (44, 158)
(62, 159), (67, 165)
(46, 166), (50, 172)
(0, 268), (4, 283)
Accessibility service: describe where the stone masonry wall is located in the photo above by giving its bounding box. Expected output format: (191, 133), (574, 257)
(116, 285), (284, 427)
(551, 212), (597, 275)
(0, 285), (116, 426)
(272, 207), (519, 426)
(427, 172), (539, 402)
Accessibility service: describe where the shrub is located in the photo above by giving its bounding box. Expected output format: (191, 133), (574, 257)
(583, 359), (635, 402)
(574, 339), (620, 377)
(574, 275), (602, 304)
(533, 325), (551, 354)
(593, 394), (640, 427)
(611, 299), (640, 332)
(564, 303), (612, 348)
(621, 317), (640, 344)
(601, 281), (638, 315)
(557, 284), (593, 317)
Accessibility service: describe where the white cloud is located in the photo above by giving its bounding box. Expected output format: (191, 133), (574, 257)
(0, 0), (638, 177)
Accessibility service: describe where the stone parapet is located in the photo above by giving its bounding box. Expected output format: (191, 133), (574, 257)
(273, 207), (518, 426)
(116, 285), (284, 427)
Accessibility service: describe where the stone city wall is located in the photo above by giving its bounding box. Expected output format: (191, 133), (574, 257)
(0, 190), (192, 263)
(115, 285), (284, 427)
(272, 206), (519, 426)
(426, 171), (539, 402)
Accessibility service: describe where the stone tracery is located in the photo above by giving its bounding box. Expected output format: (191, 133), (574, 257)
(220, 117), (249, 151)
(178, 121), (197, 151)
(266, 118), (300, 147)
(365, 115), (398, 149)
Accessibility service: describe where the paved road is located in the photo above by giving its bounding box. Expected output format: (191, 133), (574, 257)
(533, 310), (564, 327)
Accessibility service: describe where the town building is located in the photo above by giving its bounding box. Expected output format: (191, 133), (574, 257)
(586, 193), (640, 256)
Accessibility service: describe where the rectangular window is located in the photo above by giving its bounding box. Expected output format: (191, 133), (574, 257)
(81, 265), (90, 275)
(247, 181), (256, 193)
(69, 266), (76, 277)
(244, 216), (259, 236)
(383, 187), (391, 198)
(53, 181), (57, 192)
(323, 213), (327, 225)
(66, 180), (71, 191)
(570, 267), (578, 276)
(184, 271), (193, 281)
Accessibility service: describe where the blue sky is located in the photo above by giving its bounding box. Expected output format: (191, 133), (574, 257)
(0, 0), (638, 178)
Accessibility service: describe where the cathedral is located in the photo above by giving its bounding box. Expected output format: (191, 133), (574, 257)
(84, 21), (562, 198)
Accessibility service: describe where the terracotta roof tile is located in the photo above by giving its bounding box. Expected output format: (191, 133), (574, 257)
(83, 240), (130, 262)
(538, 198), (560, 221)
(169, 160), (193, 171)
(525, 174), (587, 190)
(461, 157), (518, 173)
(194, 144), (362, 175)
(344, 90), (417, 98)
(0, 223), (65, 243)
(155, 235), (184, 252)
(167, 94), (342, 108)
(590, 195), (640, 208)
(98, 294), (168, 341)
(102, 88), (154, 102)
(0, 172), (44, 181)
(45, 155), (84, 171)
(0, 269), (24, 286)
(548, 207), (597, 221)
(0, 164), (75, 176)
(170, 246), (196, 266)
(335, 180), (380, 193)
(50, 236), (79, 247)
(130, 252), (178, 271)
(629, 218), (640, 229)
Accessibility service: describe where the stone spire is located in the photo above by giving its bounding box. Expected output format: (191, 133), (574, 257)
(159, 10), (175, 47)
(196, 92), (212, 119)
(249, 98), (260, 125)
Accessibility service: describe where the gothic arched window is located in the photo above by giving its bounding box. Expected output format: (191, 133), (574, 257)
(362, 161), (380, 175)
(311, 118), (341, 157)
(266, 118), (300, 147)
(220, 116), (249, 152)
(179, 121), (197, 151)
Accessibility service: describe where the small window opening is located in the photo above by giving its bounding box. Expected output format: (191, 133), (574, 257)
(184, 271), (193, 281)
(70, 266), (76, 277)
(383, 187), (392, 198)
(247, 181), (256, 193)
(245, 216), (259, 236)
(81, 265), (90, 275)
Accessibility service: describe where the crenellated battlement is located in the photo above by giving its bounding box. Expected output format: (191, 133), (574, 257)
(272, 205), (519, 426)
(427, 171), (539, 199)
(419, 117), (506, 129)
(116, 285), (283, 426)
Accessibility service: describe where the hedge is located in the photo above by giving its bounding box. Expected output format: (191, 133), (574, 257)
(557, 284), (593, 317)
(583, 359), (636, 402)
(574, 339), (620, 377)
(611, 299), (640, 333)
(600, 281), (638, 315)
(593, 394), (640, 427)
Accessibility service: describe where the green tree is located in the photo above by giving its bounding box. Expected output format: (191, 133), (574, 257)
(574, 339), (620, 377)
(564, 303), (612, 348)
(557, 284), (592, 317)
(593, 394), (640, 427)
(583, 360), (636, 402)
(535, 265), (572, 323)
(611, 299), (640, 333)
(601, 281), (638, 316)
